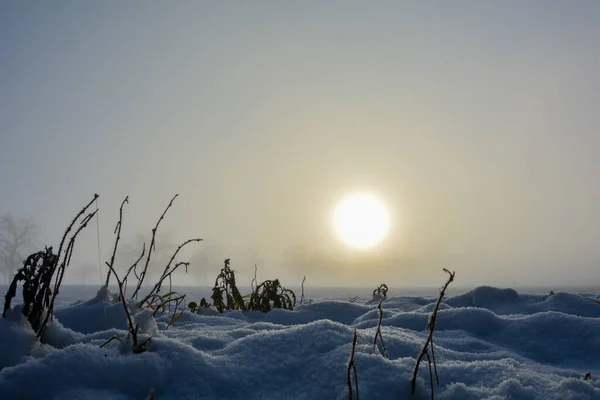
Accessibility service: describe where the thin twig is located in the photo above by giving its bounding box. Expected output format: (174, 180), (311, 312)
(53, 194), (99, 277)
(347, 328), (359, 400)
(166, 295), (186, 328)
(131, 194), (179, 299)
(104, 196), (129, 287)
(373, 299), (388, 358)
(425, 351), (434, 400)
(145, 293), (186, 317)
(411, 269), (455, 397)
(138, 237), (202, 307)
(301, 275), (306, 305)
(251, 264), (258, 293)
(431, 339), (439, 385)
(38, 197), (98, 340)
(122, 243), (146, 298)
(105, 260), (141, 350)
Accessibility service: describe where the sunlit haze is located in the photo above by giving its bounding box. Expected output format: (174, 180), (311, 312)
(1, 2), (600, 288)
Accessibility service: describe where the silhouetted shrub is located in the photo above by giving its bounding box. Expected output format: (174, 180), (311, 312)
(247, 278), (296, 312)
(2, 194), (98, 342)
(211, 259), (246, 313)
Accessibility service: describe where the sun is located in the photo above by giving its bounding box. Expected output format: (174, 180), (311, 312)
(333, 193), (390, 249)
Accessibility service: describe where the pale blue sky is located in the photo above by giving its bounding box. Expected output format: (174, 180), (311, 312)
(1, 1), (600, 287)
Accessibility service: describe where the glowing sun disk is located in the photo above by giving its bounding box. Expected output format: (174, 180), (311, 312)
(333, 194), (389, 249)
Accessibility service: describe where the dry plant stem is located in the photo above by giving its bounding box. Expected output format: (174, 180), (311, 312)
(146, 293), (186, 317)
(411, 268), (455, 397)
(347, 329), (359, 400)
(131, 194), (179, 299)
(104, 196), (129, 287)
(373, 299), (388, 358)
(163, 239), (202, 276)
(251, 264), (258, 293)
(105, 261), (139, 349)
(52, 194), (99, 278)
(425, 352), (434, 400)
(123, 243), (146, 297)
(301, 276), (306, 305)
(137, 238), (201, 307)
(431, 340), (439, 385)
(168, 274), (173, 313)
(138, 236), (201, 307)
(153, 261), (189, 295)
(38, 195), (99, 340)
(101, 195), (145, 299)
(56, 211), (97, 286)
(165, 295), (186, 328)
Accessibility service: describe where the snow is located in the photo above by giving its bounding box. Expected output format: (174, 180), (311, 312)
(1, 285), (599, 399)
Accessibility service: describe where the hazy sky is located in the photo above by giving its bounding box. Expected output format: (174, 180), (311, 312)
(2, 1), (600, 288)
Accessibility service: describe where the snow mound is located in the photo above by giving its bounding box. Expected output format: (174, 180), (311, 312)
(445, 286), (520, 308)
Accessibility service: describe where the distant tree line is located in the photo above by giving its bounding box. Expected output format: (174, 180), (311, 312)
(0, 216), (36, 285)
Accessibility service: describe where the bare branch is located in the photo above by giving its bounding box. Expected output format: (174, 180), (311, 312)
(347, 328), (359, 400)
(122, 243), (146, 297)
(39, 207), (98, 339)
(251, 264), (258, 293)
(137, 238), (202, 307)
(54, 194), (99, 269)
(104, 260), (140, 350)
(301, 275), (306, 305)
(425, 351), (434, 400)
(131, 194), (179, 299)
(372, 299), (388, 358)
(104, 196), (129, 287)
(411, 269), (455, 398)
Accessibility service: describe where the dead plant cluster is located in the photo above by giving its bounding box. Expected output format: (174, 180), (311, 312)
(210, 258), (247, 312)
(1, 192), (202, 354)
(103, 194), (202, 352)
(2, 194), (99, 342)
(247, 278), (296, 312)
(192, 259), (297, 314)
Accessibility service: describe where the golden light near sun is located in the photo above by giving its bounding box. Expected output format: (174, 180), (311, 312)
(333, 193), (390, 249)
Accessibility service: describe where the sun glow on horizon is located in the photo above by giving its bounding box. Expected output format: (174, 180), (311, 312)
(333, 193), (390, 249)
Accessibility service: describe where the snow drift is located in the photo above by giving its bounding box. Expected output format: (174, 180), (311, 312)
(0, 286), (599, 399)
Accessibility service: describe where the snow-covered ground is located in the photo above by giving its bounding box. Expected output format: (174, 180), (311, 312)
(1, 285), (599, 399)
